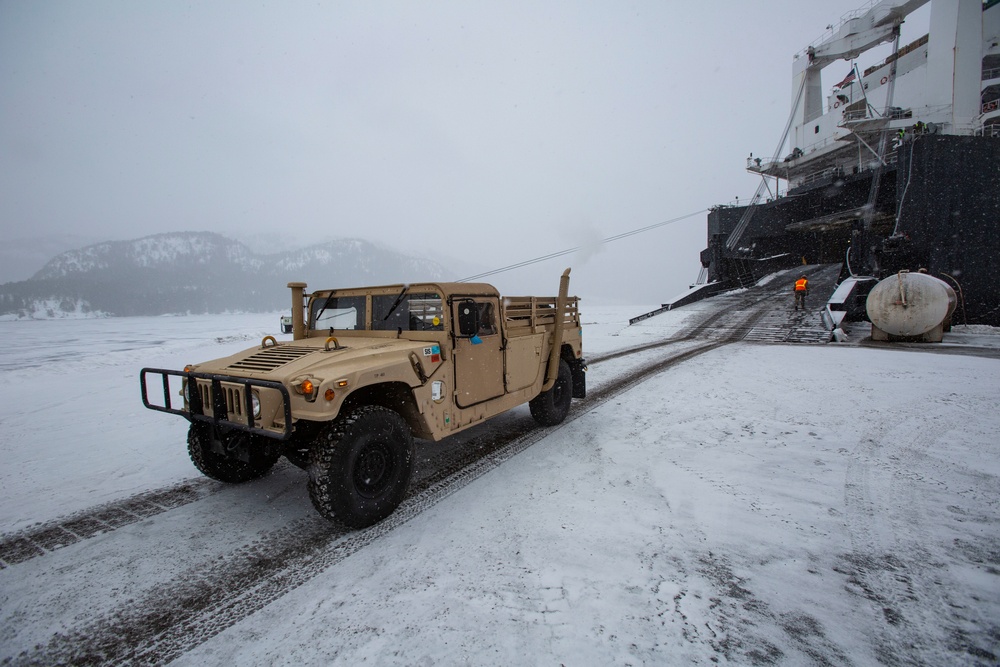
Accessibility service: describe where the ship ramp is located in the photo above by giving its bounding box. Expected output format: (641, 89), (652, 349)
(631, 264), (844, 344)
(627, 281), (731, 325)
(741, 264), (843, 343)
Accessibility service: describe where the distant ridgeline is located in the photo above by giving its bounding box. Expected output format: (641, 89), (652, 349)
(0, 232), (448, 319)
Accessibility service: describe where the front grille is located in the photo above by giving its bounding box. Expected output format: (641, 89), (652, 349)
(197, 383), (246, 417)
(226, 346), (314, 372)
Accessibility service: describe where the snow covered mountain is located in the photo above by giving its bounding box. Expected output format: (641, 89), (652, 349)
(0, 232), (452, 319)
(0, 234), (101, 284)
(31, 233), (264, 281)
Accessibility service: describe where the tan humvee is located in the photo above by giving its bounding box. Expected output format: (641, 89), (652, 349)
(141, 269), (585, 528)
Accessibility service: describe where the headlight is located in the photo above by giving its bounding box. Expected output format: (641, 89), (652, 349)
(251, 391), (261, 418)
(181, 379), (193, 404)
(182, 366), (196, 404)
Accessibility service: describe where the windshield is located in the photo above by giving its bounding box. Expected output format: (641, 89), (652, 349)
(310, 295), (365, 330)
(308, 292), (444, 332)
(372, 292), (444, 331)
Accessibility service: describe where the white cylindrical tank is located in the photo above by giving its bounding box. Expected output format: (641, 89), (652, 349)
(866, 271), (957, 339)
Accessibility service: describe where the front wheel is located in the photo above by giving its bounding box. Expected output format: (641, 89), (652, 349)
(187, 423), (281, 483)
(307, 406), (414, 529)
(529, 358), (573, 426)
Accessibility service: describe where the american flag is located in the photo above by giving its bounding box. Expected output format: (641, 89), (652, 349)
(834, 70), (856, 89)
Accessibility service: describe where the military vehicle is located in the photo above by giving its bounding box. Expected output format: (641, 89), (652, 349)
(141, 270), (585, 528)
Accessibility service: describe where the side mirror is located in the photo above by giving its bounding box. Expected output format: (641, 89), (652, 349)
(456, 299), (480, 337)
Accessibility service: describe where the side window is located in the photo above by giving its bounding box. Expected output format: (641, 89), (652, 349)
(477, 301), (497, 336)
(408, 294), (444, 331)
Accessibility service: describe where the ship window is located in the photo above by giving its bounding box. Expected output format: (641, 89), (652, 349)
(983, 54), (1000, 80)
(814, 125), (820, 134)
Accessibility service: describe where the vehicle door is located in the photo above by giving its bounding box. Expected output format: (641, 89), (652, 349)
(452, 296), (504, 407)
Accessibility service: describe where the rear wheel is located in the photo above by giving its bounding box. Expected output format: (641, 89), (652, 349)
(187, 423), (281, 483)
(529, 358), (573, 426)
(308, 406), (414, 529)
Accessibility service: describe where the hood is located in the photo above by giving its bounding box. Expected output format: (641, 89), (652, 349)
(193, 336), (431, 380)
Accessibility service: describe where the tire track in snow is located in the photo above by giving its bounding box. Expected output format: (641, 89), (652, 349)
(0, 479), (217, 568)
(839, 405), (998, 664)
(0, 278), (784, 568)
(13, 304), (773, 666)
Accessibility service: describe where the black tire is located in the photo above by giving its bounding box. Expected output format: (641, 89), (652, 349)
(187, 423), (281, 483)
(529, 358), (573, 426)
(307, 405), (414, 529)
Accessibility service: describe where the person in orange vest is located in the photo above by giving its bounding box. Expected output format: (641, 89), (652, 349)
(793, 274), (809, 310)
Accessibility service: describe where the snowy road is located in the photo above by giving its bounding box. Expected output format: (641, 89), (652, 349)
(1, 298), (998, 665)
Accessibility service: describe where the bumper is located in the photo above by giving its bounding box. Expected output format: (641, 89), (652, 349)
(140, 368), (294, 441)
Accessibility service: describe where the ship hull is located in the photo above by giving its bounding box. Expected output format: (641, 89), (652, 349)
(703, 135), (1000, 326)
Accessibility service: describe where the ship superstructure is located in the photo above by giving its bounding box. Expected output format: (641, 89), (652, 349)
(699, 0), (1000, 325)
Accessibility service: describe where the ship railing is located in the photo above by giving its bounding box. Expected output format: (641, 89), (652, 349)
(983, 67), (1000, 82)
(841, 103), (952, 126)
(862, 34), (929, 79)
(794, 0), (880, 61)
(798, 168), (842, 188)
(761, 135), (842, 170)
(793, 152), (899, 190)
(952, 120), (982, 135)
(801, 135), (840, 154)
(899, 104), (952, 124)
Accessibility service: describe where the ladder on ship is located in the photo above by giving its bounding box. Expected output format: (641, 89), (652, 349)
(735, 258), (756, 288)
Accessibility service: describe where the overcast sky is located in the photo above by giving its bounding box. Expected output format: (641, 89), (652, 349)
(0, 1), (931, 301)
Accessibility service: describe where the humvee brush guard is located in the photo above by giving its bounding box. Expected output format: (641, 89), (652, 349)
(141, 270), (585, 528)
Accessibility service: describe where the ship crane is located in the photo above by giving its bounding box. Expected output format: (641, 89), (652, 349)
(794, 0), (927, 141)
(728, 0), (931, 253)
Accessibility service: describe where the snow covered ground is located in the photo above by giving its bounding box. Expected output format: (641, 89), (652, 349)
(1, 305), (998, 665)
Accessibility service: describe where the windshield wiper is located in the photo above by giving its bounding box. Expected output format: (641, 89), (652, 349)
(382, 285), (409, 321)
(313, 295), (333, 329)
